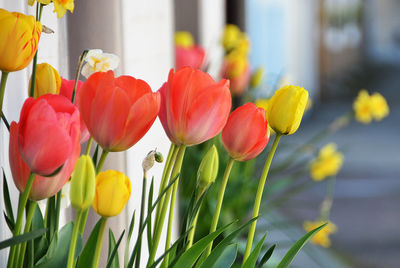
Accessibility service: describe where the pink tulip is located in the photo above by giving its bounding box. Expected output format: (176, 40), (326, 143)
(9, 95), (81, 200)
(175, 45), (206, 70)
(158, 67), (231, 146)
(77, 71), (160, 152)
(222, 102), (269, 161)
(60, 77), (89, 143)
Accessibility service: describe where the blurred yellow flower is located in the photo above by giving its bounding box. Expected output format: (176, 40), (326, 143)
(30, 63), (61, 98)
(93, 170), (131, 217)
(250, 67), (264, 88)
(225, 50), (248, 78)
(53, 0), (74, 18)
(222, 24), (242, 52)
(353, 90), (389, 124)
(370, 92), (389, 121)
(266, 85), (309, 135)
(303, 220), (337, 247)
(310, 143), (343, 181)
(175, 31), (194, 48)
(28, 0), (51, 6)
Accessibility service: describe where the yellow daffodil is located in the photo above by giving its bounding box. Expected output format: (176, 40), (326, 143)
(93, 170), (131, 217)
(353, 90), (389, 124)
(0, 9), (42, 72)
(266, 85), (309, 135)
(81, 49), (120, 78)
(303, 220), (337, 247)
(53, 0), (74, 18)
(310, 143), (343, 181)
(30, 63), (61, 98)
(222, 24), (243, 52)
(175, 31), (194, 48)
(370, 92), (389, 121)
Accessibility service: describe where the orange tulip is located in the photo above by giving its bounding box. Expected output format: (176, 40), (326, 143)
(9, 95), (81, 200)
(78, 71), (160, 152)
(158, 67), (231, 146)
(222, 103), (269, 161)
(0, 9), (42, 72)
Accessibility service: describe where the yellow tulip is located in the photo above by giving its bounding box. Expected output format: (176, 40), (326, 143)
(93, 170), (131, 217)
(30, 63), (61, 98)
(175, 31), (194, 48)
(70, 155), (96, 211)
(266, 85), (309, 135)
(303, 220), (337, 248)
(0, 9), (42, 72)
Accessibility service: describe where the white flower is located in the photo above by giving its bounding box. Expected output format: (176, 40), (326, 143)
(81, 49), (120, 78)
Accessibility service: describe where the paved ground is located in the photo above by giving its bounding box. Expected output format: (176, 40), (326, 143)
(274, 66), (400, 267)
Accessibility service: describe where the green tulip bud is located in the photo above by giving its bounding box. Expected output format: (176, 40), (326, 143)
(197, 145), (219, 196)
(70, 155), (96, 211)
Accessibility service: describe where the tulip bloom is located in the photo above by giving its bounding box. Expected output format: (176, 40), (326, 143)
(31, 63), (61, 98)
(9, 95), (81, 200)
(60, 78), (89, 143)
(158, 67), (231, 146)
(78, 71), (160, 152)
(222, 103), (269, 161)
(175, 46), (206, 70)
(93, 170), (131, 217)
(0, 9), (42, 72)
(267, 85), (309, 135)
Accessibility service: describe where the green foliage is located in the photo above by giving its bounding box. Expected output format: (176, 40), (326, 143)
(77, 218), (103, 268)
(106, 229), (125, 268)
(242, 233), (267, 268)
(0, 228), (46, 250)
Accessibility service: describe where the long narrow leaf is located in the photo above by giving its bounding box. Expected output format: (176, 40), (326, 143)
(4, 212), (15, 231)
(124, 210), (135, 267)
(77, 218), (103, 268)
(0, 228), (46, 249)
(242, 233), (267, 268)
(198, 216), (258, 268)
(256, 244), (276, 268)
(276, 223), (327, 268)
(3, 169), (14, 224)
(172, 221), (236, 268)
(147, 178), (154, 252)
(106, 229), (125, 268)
(213, 244), (237, 268)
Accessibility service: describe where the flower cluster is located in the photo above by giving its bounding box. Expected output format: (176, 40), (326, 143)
(310, 143), (344, 181)
(353, 89), (389, 124)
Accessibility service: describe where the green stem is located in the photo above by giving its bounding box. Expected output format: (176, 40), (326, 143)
(186, 207), (200, 250)
(135, 174), (147, 268)
(93, 217), (107, 268)
(78, 208), (90, 235)
(0, 71), (9, 127)
(54, 190), (62, 233)
(154, 144), (177, 224)
(96, 149), (109, 174)
(161, 145), (187, 268)
(204, 158), (235, 257)
(71, 49), (89, 104)
(148, 145), (185, 267)
(16, 201), (37, 268)
(8, 172), (35, 267)
(320, 177), (336, 221)
(85, 137), (93, 155)
(66, 210), (83, 268)
(243, 134), (282, 262)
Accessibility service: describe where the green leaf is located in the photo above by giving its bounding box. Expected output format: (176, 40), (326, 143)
(172, 221), (236, 268)
(35, 222), (82, 268)
(92, 144), (100, 166)
(32, 206), (48, 262)
(213, 244), (237, 268)
(147, 178), (154, 250)
(3, 169), (14, 225)
(198, 216), (258, 268)
(106, 229), (125, 268)
(0, 228), (46, 250)
(77, 218), (103, 268)
(256, 244), (276, 268)
(3, 212), (15, 231)
(124, 210), (135, 267)
(276, 223), (327, 268)
(242, 233), (267, 268)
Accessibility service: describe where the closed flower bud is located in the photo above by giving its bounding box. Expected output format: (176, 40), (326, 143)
(0, 9), (42, 72)
(70, 155), (96, 210)
(197, 145), (219, 194)
(155, 151), (163, 163)
(93, 170), (131, 217)
(30, 63), (62, 98)
(267, 85), (309, 135)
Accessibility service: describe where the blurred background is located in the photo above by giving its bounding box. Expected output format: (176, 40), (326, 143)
(0, 0), (398, 267)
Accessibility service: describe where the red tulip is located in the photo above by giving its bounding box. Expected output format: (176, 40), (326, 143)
(222, 102), (269, 161)
(60, 77), (89, 143)
(158, 67), (231, 146)
(77, 71), (160, 152)
(175, 45), (206, 70)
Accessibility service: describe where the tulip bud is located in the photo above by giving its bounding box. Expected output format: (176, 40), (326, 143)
(70, 155), (96, 210)
(266, 85), (309, 135)
(30, 63), (62, 98)
(93, 170), (131, 217)
(155, 151), (163, 163)
(197, 145), (219, 195)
